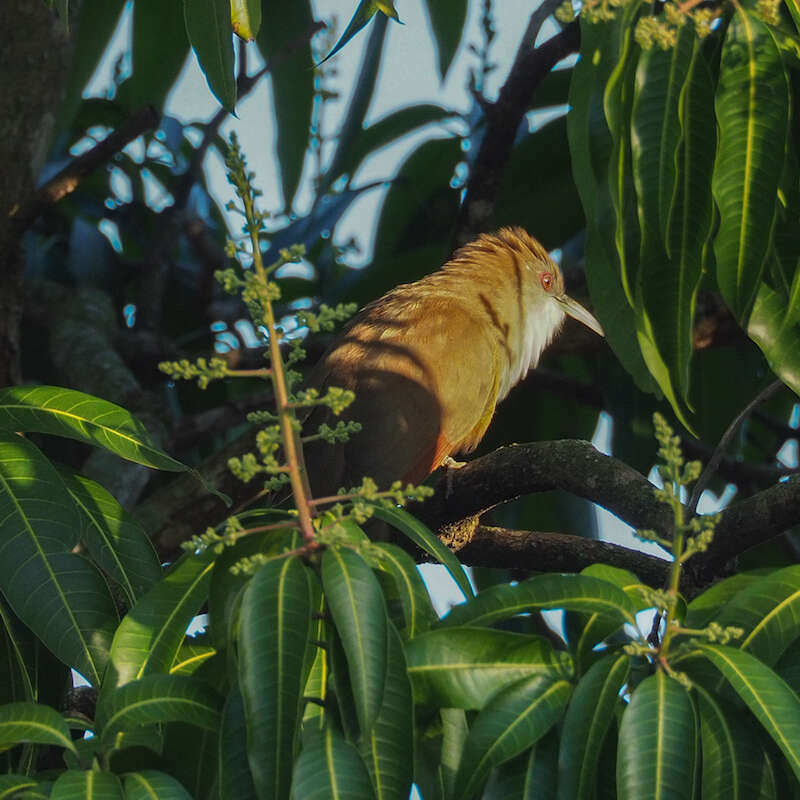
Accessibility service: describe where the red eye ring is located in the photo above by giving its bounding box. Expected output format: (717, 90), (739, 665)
(540, 272), (554, 291)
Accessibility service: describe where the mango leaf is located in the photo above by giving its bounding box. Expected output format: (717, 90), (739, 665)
(483, 731), (558, 799)
(97, 674), (222, 745)
(747, 281), (800, 396)
(697, 645), (800, 782)
(440, 573), (638, 629)
(713, 10), (790, 320)
(685, 569), (772, 628)
(238, 556), (314, 800)
(321, 546), (388, 734)
(50, 771), (122, 799)
(257, 0), (314, 210)
(358, 623), (414, 800)
(319, 0), (400, 65)
(0, 775), (38, 797)
(0, 435), (117, 687)
(371, 504), (473, 600)
(452, 674), (571, 800)
(218, 687), (257, 800)
(60, 469), (161, 606)
(617, 671), (696, 799)
(0, 385), (186, 471)
(183, 0), (235, 111)
(405, 627), (572, 709)
(0, 702), (76, 753)
(170, 637), (216, 676)
(103, 549), (214, 692)
(558, 654), (630, 798)
(230, 0), (260, 40)
(422, 0), (468, 80)
(123, 771), (193, 800)
(292, 727), (375, 799)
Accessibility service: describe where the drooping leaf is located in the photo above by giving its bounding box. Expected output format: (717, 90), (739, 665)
(713, 10), (790, 320)
(0, 702), (77, 754)
(238, 556), (314, 800)
(123, 771), (194, 800)
(0, 385), (187, 471)
(422, 0), (468, 80)
(183, 0), (236, 111)
(50, 770), (122, 799)
(321, 546), (388, 734)
(0, 435), (116, 687)
(405, 627), (572, 709)
(318, 0), (400, 65)
(218, 686), (257, 800)
(616, 671), (696, 799)
(452, 674), (571, 800)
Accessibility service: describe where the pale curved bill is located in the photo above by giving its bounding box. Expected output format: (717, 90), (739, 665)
(556, 294), (605, 338)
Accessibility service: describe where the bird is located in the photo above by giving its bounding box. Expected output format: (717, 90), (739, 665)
(302, 227), (603, 498)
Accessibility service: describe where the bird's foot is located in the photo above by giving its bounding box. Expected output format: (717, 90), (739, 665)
(442, 456), (467, 498)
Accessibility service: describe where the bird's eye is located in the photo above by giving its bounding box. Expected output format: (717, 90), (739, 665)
(540, 272), (554, 291)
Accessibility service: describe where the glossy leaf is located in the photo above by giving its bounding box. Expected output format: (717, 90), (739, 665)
(183, 0), (236, 111)
(60, 469), (161, 606)
(230, 0), (260, 40)
(238, 556), (313, 800)
(50, 770), (122, 800)
(715, 564), (800, 665)
(321, 546), (388, 734)
(0, 385), (186, 471)
(685, 570), (771, 628)
(319, 0), (399, 64)
(0, 435), (116, 687)
(170, 636), (216, 675)
(218, 686), (257, 800)
(698, 644), (800, 780)
(713, 10), (790, 320)
(124, 771), (193, 800)
(617, 671), (696, 799)
(747, 281), (800, 396)
(0, 702), (76, 753)
(372, 505), (473, 600)
(484, 731), (559, 800)
(422, 0), (468, 79)
(292, 727), (375, 799)
(405, 627), (572, 709)
(558, 654), (630, 798)
(257, 0), (314, 210)
(452, 674), (571, 800)
(104, 549), (214, 692)
(358, 623), (414, 800)
(373, 542), (436, 639)
(97, 674), (222, 745)
(440, 573), (637, 629)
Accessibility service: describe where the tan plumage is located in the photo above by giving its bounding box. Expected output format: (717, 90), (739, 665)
(303, 227), (603, 496)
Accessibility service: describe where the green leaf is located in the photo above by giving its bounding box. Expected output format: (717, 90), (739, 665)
(558, 653), (630, 798)
(713, 10), (790, 320)
(292, 727), (375, 799)
(218, 687), (257, 800)
(484, 731), (559, 799)
(616, 671), (696, 799)
(104, 550), (214, 692)
(697, 644), (800, 781)
(685, 569), (771, 628)
(0, 702), (76, 753)
(358, 623), (414, 800)
(747, 281), (800, 396)
(371, 505), (473, 600)
(373, 542), (436, 639)
(97, 674), (222, 745)
(257, 0), (314, 210)
(321, 546), (388, 734)
(0, 435), (117, 687)
(123, 771), (193, 800)
(183, 0), (236, 111)
(696, 685), (778, 800)
(231, 0), (260, 40)
(422, 0), (468, 80)
(405, 627), (572, 709)
(452, 674), (571, 800)
(715, 564), (800, 665)
(238, 556), (314, 800)
(0, 385), (187, 471)
(50, 770), (122, 800)
(60, 469), (161, 606)
(440, 573), (637, 629)
(319, 0), (400, 64)
(170, 635), (216, 675)
(0, 775), (38, 798)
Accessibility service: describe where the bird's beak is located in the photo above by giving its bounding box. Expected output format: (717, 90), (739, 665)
(555, 294), (604, 337)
